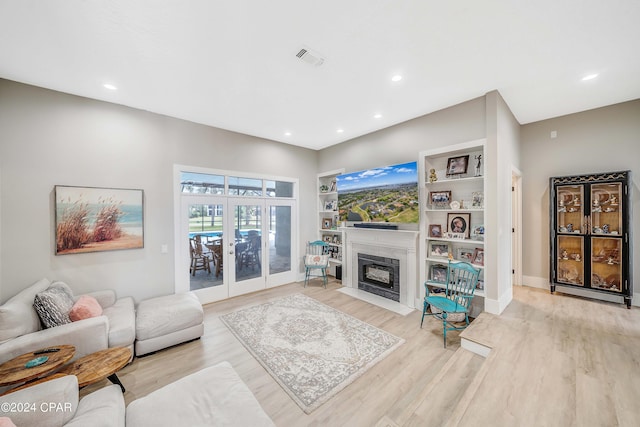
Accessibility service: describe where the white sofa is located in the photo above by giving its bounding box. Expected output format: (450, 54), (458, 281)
(0, 362), (275, 427)
(0, 278), (135, 365)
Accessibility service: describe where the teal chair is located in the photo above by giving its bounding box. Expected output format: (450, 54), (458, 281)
(304, 240), (330, 288)
(421, 261), (480, 347)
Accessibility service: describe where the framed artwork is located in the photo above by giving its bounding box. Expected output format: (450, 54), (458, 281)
(472, 191), (484, 208)
(473, 225), (485, 241)
(446, 155), (469, 176)
(447, 212), (471, 239)
(473, 248), (485, 266)
(322, 218), (333, 229)
(55, 185), (144, 255)
(324, 200), (337, 211)
(429, 242), (450, 258)
(430, 263), (448, 284)
(429, 190), (451, 207)
(457, 248), (475, 263)
(428, 224), (442, 238)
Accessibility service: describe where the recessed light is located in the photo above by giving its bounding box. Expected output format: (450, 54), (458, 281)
(374, 113), (383, 119)
(284, 132), (291, 137)
(582, 73), (598, 81)
(337, 129), (344, 134)
(391, 75), (403, 82)
(103, 83), (118, 90)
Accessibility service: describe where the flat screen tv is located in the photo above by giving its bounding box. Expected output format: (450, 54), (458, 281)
(336, 161), (419, 224)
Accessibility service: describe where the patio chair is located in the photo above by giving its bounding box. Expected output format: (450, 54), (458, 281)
(189, 238), (211, 276)
(304, 240), (330, 288)
(420, 261), (480, 347)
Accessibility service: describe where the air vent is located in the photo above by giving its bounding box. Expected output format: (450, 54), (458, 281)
(296, 47), (325, 67)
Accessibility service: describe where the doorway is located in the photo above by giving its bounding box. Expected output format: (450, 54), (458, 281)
(175, 168), (297, 304)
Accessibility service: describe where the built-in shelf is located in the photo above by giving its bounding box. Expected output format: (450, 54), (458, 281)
(425, 280), (485, 297)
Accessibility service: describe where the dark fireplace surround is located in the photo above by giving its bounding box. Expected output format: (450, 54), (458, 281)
(357, 253), (400, 302)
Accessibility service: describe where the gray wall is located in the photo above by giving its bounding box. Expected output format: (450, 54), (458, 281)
(520, 99), (640, 303)
(0, 79), (318, 303)
(318, 97), (486, 173)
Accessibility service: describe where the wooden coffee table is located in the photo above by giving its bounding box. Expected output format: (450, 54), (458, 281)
(0, 345), (76, 389)
(56, 347), (131, 392)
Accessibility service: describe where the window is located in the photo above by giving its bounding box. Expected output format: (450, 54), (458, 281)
(228, 177), (263, 196)
(181, 173), (224, 195)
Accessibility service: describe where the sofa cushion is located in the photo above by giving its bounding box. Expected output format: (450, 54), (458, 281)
(33, 283), (76, 328)
(102, 297), (136, 348)
(0, 375), (78, 427)
(0, 278), (51, 343)
(126, 361), (274, 427)
(69, 295), (103, 322)
(64, 384), (125, 427)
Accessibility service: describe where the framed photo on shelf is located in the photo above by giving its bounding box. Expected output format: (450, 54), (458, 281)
(430, 263), (448, 284)
(329, 180), (337, 192)
(447, 212), (471, 239)
(322, 235), (332, 243)
(429, 190), (451, 207)
(473, 248), (485, 266)
(322, 218), (333, 229)
(457, 248), (475, 263)
(429, 242), (450, 258)
(324, 200), (337, 211)
(472, 225), (485, 241)
(428, 224), (442, 238)
(446, 155), (469, 177)
(472, 191), (484, 208)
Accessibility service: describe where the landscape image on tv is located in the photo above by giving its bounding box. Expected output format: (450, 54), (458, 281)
(337, 161), (419, 223)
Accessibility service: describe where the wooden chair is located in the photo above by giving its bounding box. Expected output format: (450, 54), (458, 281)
(420, 261), (480, 347)
(189, 238), (211, 276)
(304, 240), (330, 288)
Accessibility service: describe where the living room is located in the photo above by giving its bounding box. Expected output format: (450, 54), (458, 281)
(2, 2), (640, 426)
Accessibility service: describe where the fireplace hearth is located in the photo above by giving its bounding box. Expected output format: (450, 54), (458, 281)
(358, 253), (400, 302)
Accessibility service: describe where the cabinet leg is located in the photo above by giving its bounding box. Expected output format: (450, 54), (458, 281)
(550, 284), (556, 294)
(625, 297), (631, 309)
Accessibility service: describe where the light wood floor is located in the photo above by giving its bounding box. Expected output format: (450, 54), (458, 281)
(82, 280), (640, 426)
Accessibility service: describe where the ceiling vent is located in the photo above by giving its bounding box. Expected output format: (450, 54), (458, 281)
(296, 47), (325, 67)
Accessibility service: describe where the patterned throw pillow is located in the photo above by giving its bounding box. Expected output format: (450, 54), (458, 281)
(305, 254), (329, 266)
(33, 283), (75, 328)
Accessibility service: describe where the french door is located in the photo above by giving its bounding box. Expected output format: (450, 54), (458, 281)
(179, 196), (295, 303)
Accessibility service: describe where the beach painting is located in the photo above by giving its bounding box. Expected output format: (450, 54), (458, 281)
(55, 185), (144, 254)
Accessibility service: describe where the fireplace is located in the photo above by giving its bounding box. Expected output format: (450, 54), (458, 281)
(358, 253), (400, 302)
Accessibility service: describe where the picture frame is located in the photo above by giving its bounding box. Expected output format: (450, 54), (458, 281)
(324, 200), (337, 211)
(457, 248), (475, 263)
(429, 190), (451, 207)
(473, 248), (485, 266)
(322, 218), (333, 229)
(447, 212), (471, 239)
(446, 155), (469, 176)
(472, 191), (484, 208)
(55, 185), (144, 255)
(430, 263), (448, 284)
(473, 225), (485, 241)
(429, 242), (451, 258)
(428, 224), (442, 238)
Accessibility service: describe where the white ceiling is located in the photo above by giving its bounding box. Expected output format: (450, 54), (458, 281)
(1, 1), (639, 150)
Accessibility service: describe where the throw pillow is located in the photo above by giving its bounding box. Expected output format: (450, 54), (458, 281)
(69, 295), (103, 321)
(305, 254), (328, 266)
(0, 417), (17, 427)
(33, 283), (76, 328)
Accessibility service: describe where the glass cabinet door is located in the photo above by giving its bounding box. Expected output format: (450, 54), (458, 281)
(591, 237), (622, 292)
(590, 183), (622, 235)
(556, 185), (583, 234)
(557, 235), (584, 286)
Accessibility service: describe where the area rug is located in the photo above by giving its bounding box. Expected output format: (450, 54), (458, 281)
(220, 293), (404, 414)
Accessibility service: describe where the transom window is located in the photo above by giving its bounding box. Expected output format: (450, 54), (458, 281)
(180, 172), (294, 198)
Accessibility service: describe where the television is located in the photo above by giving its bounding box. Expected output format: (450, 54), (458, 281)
(336, 161), (419, 224)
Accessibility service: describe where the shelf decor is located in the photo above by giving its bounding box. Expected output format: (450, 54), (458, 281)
(445, 155), (469, 177)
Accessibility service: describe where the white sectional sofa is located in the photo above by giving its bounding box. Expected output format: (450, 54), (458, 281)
(0, 362), (275, 427)
(0, 278), (135, 365)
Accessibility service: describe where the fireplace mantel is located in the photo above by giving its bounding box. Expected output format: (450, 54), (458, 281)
(341, 227), (419, 309)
